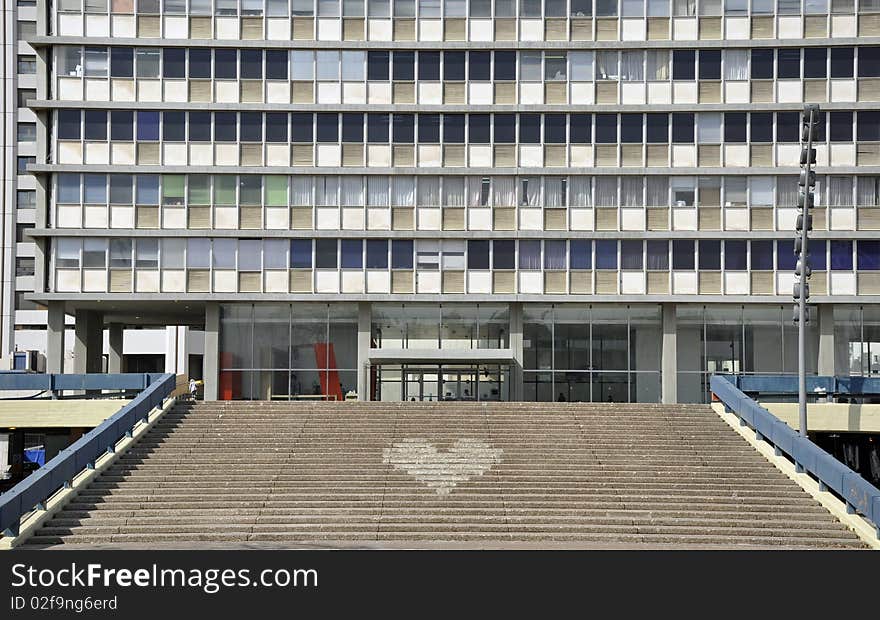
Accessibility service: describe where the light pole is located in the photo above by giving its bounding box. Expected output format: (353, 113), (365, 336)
(795, 104), (820, 438)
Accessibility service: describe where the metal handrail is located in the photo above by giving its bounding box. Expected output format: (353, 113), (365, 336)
(710, 374), (880, 540)
(0, 373), (176, 537)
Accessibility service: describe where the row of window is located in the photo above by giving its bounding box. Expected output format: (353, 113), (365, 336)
(53, 0), (880, 18)
(53, 173), (880, 208)
(53, 110), (880, 144)
(51, 237), (880, 270)
(57, 46), (879, 81)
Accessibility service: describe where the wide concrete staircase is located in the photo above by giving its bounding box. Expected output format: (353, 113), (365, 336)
(23, 402), (866, 548)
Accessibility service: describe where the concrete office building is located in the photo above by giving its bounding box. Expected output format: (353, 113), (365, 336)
(3, 0), (201, 381)
(18, 0), (880, 403)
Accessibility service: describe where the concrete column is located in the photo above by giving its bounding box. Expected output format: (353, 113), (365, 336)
(818, 304), (836, 376)
(661, 303), (678, 404)
(73, 310), (103, 374)
(204, 304), (220, 401)
(46, 302), (65, 374)
(177, 326), (189, 378)
(509, 302), (524, 402)
(107, 323), (123, 374)
(356, 302), (371, 401)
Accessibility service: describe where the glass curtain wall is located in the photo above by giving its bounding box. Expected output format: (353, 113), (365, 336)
(371, 303), (509, 349)
(834, 305), (880, 376)
(219, 303), (357, 400)
(676, 304), (819, 403)
(523, 304), (662, 403)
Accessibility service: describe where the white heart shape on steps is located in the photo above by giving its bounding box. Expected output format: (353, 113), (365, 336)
(383, 438), (502, 495)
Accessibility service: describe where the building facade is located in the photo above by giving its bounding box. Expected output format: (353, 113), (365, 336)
(22, 0), (880, 402)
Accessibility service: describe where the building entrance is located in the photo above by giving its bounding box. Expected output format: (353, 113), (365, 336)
(373, 364), (509, 402)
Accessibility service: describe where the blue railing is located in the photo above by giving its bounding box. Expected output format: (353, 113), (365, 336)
(0, 373), (176, 537)
(710, 374), (880, 540)
(730, 375), (880, 399)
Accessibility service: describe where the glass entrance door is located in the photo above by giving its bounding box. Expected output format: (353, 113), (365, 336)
(374, 364), (509, 402)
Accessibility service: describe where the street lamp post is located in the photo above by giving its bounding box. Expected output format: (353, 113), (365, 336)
(795, 104), (820, 439)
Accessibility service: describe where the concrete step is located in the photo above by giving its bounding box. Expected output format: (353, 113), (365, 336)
(23, 402), (866, 549)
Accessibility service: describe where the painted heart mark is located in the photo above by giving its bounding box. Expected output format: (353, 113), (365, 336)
(382, 438), (503, 495)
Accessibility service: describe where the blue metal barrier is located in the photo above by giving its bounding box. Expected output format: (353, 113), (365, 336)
(0, 373), (175, 537)
(710, 374), (880, 540)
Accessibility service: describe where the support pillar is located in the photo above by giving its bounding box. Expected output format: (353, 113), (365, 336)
(46, 302), (65, 374)
(357, 302), (371, 401)
(107, 323), (123, 374)
(204, 303), (219, 401)
(509, 302), (524, 402)
(817, 304), (836, 377)
(164, 326), (190, 378)
(661, 303), (678, 404)
(73, 310), (103, 374)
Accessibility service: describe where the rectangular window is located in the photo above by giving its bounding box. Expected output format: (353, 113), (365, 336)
(18, 121), (37, 142)
(494, 52), (516, 81)
(672, 50), (695, 80)
(443, 52), (466, 81)
(672, 240), (695, 270)
(110, 47), (133, 78)
(367, 51), (389, 81)
(750, 240), (773, 270)
(135, 49), (160, 78)
(831, 47), (854, 78)
(544, 241), (567, 270)
(366, 240), (389, 269)
(391, 240), (413, 269)
(646, 241), (668, 270)
(467, 240), (490, 270)
(698, 50), (721, 80)
(341, 240), (363, 269)
(315, 240), (338, 269)
(136, 239), (159, 269)
(570, 240), (592, 269)
(493, 240), (515, 270)
(777, 240), (796, 271)
(56, 239), (81, 269)
(419, 52), (441, 81)
(803, 48), (827, 79)
(391, 51), (414, 81)
(595, 240), (618, 270)
(57, 111), (81, 140)
(698, 240), (721, 270)
(519, 240), (541, 270)
(725, 240), (747, 270)
(17, 189), (36, 208)
(290, 240), (313, 268)
(111, 111), (133, 141)
(751, 49), (774, 80)
(621, 241), (643, 270)
(83, 239), (107, 269)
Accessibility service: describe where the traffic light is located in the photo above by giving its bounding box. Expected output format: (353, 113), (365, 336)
(794, 104), (819, 328)
(802, 104), (820, 143)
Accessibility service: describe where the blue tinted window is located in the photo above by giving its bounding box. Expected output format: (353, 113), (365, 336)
(391, 240), (413, 269)
(493, 114), (516, 143)
(595, 240), (617, 269)
(366, 240), (388, 269)
(468, 240), (490, 269)
(811, 240), (827, 271)
(136, 111), (158, 141)
(444, 114), (465, 143)
(750, 240), (773, 270)
(135, 175), (159, 205)
(316, 113), (338, 142)
(570, 114), (591, 143)
(57, 173), (81, 203)
(830, 240), (853, 270)
(111, 111), (133, 141)
(672, 240), (695, 270)
(290, 240), (312, 268)
(570, 240), (592, 269)
(777, 240), (797, 271)
(418, 52), (440, 80)
(341, 240), (363, 269)
(266, 113), (288, 142)
(392, 114), (414, 143)
(698, 240), (721, 270)
(725, 240), (747, 270)
(857, 240), (880, 271)
(189, 112), (211, 141)
(214, 112), (237, 142)
(368, 114), (389, 142)
(493, 240), (515, 269)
